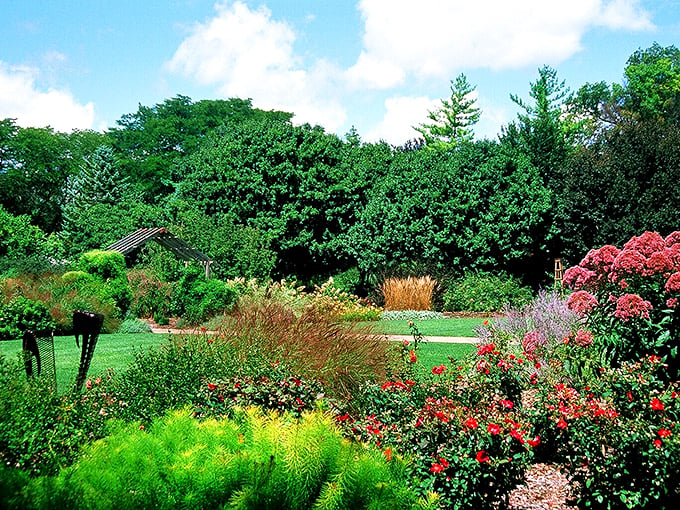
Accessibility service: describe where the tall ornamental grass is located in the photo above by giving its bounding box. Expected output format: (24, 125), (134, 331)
(380, 276), (437, 311)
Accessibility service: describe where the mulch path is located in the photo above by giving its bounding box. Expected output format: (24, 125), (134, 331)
(509, 464), (575, 509)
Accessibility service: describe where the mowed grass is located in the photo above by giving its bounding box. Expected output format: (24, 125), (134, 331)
(0, 333), (167, 393)
(414, 341), (476, 372)
(0, 325), (479, 392)
(363, 318), (484, 337)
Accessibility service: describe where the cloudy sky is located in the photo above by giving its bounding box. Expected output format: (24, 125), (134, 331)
(1, 0), (678, 144)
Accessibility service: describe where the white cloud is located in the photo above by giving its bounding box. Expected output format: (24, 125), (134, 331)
(0, 61), (94, 132)
(350, 0), (655, 87)
(366, 95), (439, 145)
(166, 0), (346, 131)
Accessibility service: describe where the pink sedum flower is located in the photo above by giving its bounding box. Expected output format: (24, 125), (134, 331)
(567, 290), (599, 317)
(623, 231), (666, 257)
(609, 250), (647, 282)
(581, 245), (621, 274)
(614, 293), (653, 322)
(665, 231), (680, 247)
(562, 266), (598, 291)
(665, 272), (680, 294)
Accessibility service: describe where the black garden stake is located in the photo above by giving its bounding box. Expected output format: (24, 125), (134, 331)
(73, 310), (104, 392)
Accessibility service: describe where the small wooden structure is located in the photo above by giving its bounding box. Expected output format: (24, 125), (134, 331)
(554, 258), (564, 289)
(106, 228), (214, 277)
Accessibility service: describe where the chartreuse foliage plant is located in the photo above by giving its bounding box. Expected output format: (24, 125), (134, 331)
(19, 408), (439, 510)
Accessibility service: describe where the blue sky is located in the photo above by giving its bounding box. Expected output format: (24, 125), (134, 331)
(1, 0), (679, 144)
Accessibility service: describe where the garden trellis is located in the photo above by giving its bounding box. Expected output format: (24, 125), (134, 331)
(106, 227), (214, 277)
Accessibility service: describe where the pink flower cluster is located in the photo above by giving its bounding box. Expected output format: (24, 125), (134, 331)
(567, 290), (599, 317)
(564, 231), (680, 322)
(614, 293), (653, 322)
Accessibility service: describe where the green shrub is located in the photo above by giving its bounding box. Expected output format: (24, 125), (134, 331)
(76, 250), (126, 280)
(116, 317), (152, 334)
(76, 250), (132, 316)
(0, 296), (55, 340)
(19, 408), (438, 510)
(184, 278), (238, 325)
(126, 268), (172, 319)
(0, 355), (109, 476)
(443, 271), (533, 312)
(328, 266), (362, 295)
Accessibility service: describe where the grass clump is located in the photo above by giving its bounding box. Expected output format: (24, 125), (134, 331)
(380, 276), (437, 311)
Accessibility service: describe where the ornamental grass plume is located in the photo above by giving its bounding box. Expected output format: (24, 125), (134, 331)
(380, 276), (437, 311)
(216, 298), (390, 399)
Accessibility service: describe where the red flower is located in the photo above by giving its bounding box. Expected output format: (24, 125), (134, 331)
(207, 383), (217, 390)
(477, 343), (495, 356)
(487, 423), (501, 435)
(654, 439), (662, 449)
(431, 365), (448, 375)
(430, 462), (445, 473)
(527, 436), (541, 448)
(200, 326), (207, 333)
(658, 429), (672, 438)
(499, 399), (514, 409)
(510, 429), (525, 443)
(476, 450), (490, 463)
(383, 448), (392, 461)
(409, 350), (418, 363)
(666, 272), (680, 294)
(439, 458), (449, 468)
(557, 418), (568, 429)
(464, 417), (479, 429)
(651, 398), (665, 411)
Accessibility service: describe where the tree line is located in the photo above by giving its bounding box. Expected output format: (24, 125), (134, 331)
(1, 43), (680, 289)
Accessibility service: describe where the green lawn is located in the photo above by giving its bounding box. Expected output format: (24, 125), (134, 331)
(0, 333), (167, 393)
(414, 341), (475, 372)
(0, 327), (478, 392)
(363, 318), (484, 337)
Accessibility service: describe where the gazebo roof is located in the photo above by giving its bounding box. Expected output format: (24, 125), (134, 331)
(106, 228), (213, 263)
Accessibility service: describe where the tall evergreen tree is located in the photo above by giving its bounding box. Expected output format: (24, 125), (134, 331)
(61, 145), (139, 249)
(415, 74), (481, 149)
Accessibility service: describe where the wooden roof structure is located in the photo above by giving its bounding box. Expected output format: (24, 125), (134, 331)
(106, 228), (213, 276)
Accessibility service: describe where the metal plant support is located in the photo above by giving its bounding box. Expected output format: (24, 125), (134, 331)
(73, 310), (104, 392)
(22, 329), (57, 390)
